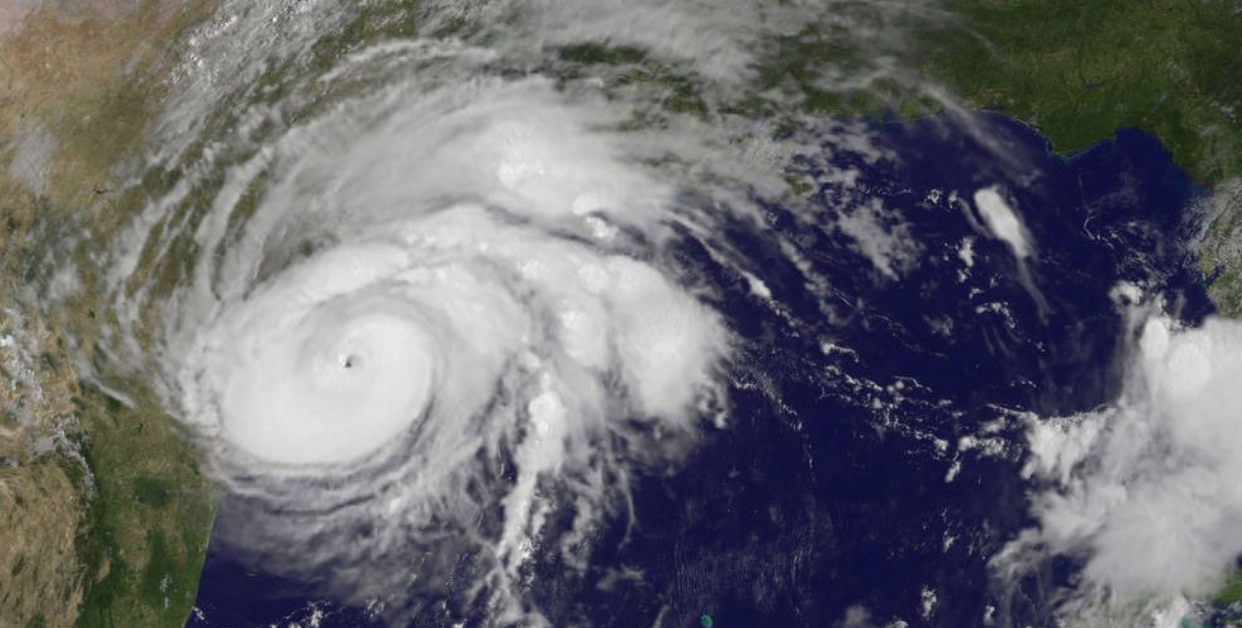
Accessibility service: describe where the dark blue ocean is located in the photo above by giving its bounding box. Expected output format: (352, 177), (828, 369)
(188, 112), (1215, 628)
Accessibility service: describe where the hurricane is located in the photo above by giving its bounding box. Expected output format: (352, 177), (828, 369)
(40, 0), (1229, 626)
(94, 1), (934, 623)
(159, 77), (738, 624)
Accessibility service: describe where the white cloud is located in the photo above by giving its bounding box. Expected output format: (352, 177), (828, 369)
(1007, 315), (1242, 609)
(973, 186), (1032, 260)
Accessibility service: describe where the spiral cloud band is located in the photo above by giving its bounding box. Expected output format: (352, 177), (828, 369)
(180, 82), (726, 461)
(126, 72), (732, 621)
(193, 213), (724, 468)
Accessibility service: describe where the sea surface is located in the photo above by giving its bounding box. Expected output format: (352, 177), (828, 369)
(188, 113), (1213, 628)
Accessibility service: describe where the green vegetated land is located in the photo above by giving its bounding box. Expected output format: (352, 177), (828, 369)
(72, 381), (216, 628)
(917, 0), (1242, 314)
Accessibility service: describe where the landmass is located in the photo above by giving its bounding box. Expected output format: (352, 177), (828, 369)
(916, 0), (1242, 315)
(0, 2), (216, 626)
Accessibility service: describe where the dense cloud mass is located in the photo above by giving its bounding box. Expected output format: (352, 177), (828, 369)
(156, 77), (739, 623)
(1008, 312), (1242, 610)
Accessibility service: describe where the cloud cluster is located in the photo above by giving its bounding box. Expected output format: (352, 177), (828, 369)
(1011, 315), (1242, 608)
(146, 76), (731, 625)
